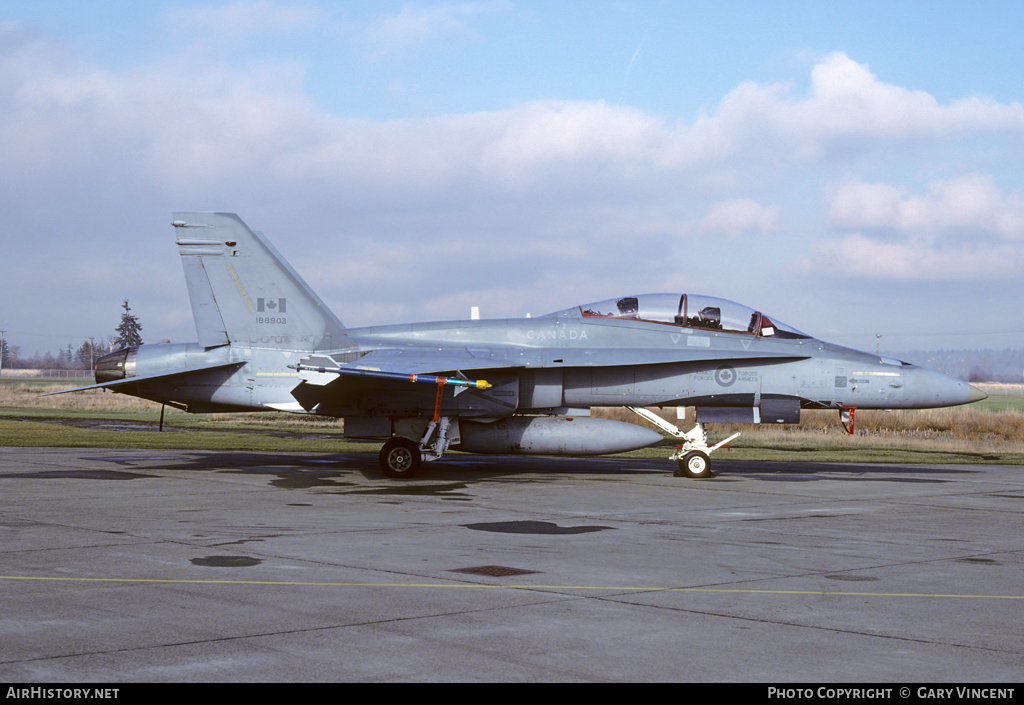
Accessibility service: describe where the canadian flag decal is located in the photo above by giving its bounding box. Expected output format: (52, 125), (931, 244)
(257, 298), (286, 313)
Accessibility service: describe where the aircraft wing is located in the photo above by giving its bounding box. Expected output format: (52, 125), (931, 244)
(289, 346), (811, 412)
(40, 361), (247, 396)
(298, 346), (808, 382)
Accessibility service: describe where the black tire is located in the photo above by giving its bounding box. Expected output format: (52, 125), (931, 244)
(677, 450), (713, 479)
(379, 437), (422, 479)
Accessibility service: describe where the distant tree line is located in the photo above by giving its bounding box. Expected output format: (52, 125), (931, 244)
(1, 299), (144, 371)
(3, 298), (1022, 382)
(1, 339), (110, 371)
(893, 348), (1024, 383)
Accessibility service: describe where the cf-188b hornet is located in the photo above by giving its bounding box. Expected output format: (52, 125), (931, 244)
(53, 213), (986, 478)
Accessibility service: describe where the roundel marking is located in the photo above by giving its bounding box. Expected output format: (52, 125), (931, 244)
(715, 365), (737, 387)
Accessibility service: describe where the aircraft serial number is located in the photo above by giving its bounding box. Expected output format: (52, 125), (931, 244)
(257, 317), (286, 324)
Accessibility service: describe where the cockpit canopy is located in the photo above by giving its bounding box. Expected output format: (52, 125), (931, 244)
(573, 293), (808, 339)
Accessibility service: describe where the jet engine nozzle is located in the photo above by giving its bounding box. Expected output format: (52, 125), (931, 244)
(94, 346), (138, 384)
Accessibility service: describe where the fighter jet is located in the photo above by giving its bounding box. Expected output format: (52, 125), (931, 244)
(52, 213), (987, 479)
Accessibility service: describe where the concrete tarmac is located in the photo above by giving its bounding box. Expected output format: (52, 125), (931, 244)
(1, 447), (1022, 683)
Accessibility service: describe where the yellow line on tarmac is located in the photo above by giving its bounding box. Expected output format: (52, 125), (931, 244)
(2, 575), (1022, 600)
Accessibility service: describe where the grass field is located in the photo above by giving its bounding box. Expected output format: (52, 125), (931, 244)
(2, 378), (1023, 465)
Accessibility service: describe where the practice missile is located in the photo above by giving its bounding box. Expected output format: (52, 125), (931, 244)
(290, 363), (491, 390)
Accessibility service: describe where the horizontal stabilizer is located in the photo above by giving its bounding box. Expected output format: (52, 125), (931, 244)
(39, 361), (246, 396)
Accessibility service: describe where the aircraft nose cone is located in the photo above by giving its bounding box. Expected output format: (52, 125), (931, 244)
(902, 367), (983, 409)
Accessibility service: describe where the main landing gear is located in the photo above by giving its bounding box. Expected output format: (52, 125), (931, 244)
(379, 437), (421, 478)
(378, 416), (454, 479)
(626, 407), (740, 479)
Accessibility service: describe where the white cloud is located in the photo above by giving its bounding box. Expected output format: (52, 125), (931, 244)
(679, 52), (1024, 165)
(700, 198), (782, 237)
(809, 52), (1024, 138)
(826, 174), (1024, 240)
(7, 40), (1018, 218)
(1, 35), (1022, 346)
(163, 1), (322, 40)
(360, 1), (511, 60)
(799, 175), (1024, 281)
(796, 233), (1022, 280)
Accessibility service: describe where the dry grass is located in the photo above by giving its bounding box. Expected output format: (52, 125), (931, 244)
(594, 404), (1024, 445)
(0, 380), (342, 431)
(0, 380), (161, 411)
(976, 383), (1024, 394)
(5, 379), (1022, 450)
(595, 404), (1024, 463)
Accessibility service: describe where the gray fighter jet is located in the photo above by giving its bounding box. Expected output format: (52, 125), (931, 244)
(53, 213), (987, 479)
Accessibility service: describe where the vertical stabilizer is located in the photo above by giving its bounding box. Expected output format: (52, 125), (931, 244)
(173, 212), (353, 351)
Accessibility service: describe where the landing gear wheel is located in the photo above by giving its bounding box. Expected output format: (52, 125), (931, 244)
(676, 450), (713, 479)
(379, 438), (422, 479)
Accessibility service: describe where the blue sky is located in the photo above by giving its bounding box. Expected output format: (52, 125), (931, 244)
(2, 1), (1023, 359)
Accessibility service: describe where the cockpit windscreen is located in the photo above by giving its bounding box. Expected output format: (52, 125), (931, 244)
(578, 294), (808, 338)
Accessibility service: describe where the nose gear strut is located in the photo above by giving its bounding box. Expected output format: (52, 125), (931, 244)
(626, 407), (740, 478)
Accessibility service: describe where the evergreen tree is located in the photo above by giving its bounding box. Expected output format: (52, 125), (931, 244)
(113, 299), (143, 348)
(77, 340), (98, 369)
(57, 344), (76, 369)
(3, 343), (19, 369)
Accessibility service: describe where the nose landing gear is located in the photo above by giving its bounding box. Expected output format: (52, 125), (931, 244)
(626, 407), (740, 479)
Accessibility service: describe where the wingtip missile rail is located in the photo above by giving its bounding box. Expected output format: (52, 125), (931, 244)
(288, 363), (492, 390)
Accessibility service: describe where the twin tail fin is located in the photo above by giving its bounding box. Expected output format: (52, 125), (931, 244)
(172, 212), (352, 351)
